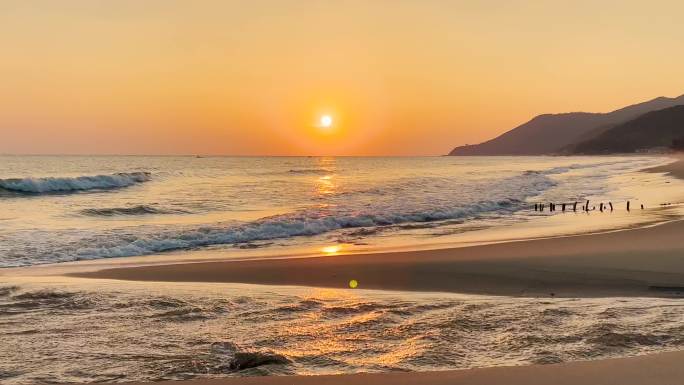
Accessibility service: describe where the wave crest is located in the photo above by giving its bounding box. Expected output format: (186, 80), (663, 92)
(0, 172), (151, 194)
(67, 196), (530, 261)
(80, 205), (185, 216)
(287, 168), (332, 175)
(1, 171), (556, 265)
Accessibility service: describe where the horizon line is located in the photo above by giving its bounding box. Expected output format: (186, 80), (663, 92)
(0, 153), (451, 158)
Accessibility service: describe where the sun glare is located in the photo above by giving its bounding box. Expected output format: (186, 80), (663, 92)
(321, 245), (342, 254)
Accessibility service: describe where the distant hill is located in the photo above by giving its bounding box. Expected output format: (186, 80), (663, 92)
(448, 94), (684, 155)
(569, 105), (684, 154)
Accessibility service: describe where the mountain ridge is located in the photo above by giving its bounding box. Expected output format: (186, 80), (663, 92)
(569, 105), (684, 154)
(448, 94), (684, 155)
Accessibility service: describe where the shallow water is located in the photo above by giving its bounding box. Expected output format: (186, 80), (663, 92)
(0, 155), (681, 267)
(1, 280), (683, 384)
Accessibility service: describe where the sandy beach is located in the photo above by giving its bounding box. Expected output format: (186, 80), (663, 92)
(646, 154), (684, 179)
(75, 217), (684, 298)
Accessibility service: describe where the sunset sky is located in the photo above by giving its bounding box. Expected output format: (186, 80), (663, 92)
(2, 1), (684, 156)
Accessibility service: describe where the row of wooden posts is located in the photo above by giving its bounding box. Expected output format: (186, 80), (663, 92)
(533, 200), (644, 212)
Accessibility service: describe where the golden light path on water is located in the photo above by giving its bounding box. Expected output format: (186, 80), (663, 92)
(2, 271), (684, 383)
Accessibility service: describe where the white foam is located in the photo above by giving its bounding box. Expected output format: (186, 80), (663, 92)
(0, 172), (151, 193)
(26, 173), (556, 264)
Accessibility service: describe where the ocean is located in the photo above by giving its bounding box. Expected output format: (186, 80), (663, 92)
(0, 155), (679, 267)
(2, 155), (684, 384)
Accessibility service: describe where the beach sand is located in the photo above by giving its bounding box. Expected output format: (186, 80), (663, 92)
(117, 350), (684, 385)
(75, 218), (684, 297)
(646, 153), (684, 179)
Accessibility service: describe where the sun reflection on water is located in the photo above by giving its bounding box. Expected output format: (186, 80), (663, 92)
(315, 175), (336, 196)
(320, 245), (342, 254)
(313, 157), (338, 197)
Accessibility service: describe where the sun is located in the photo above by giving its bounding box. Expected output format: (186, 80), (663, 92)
(320, 115), (333, 128)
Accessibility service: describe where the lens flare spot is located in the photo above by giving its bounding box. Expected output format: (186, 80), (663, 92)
(349, 279), (358, 289)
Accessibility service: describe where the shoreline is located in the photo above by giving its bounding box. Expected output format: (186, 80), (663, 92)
(113, 350), (684, 385)
(73, 218), (684, 298)
(645, 153), (684, 178)
(71, 155), (684, 298)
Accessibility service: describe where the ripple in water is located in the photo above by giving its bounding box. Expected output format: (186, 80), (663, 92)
(1, 283), (683, 384)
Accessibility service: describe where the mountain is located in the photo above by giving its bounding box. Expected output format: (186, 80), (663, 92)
(448, 94), (684, 155)
(569, 104), (684, 154)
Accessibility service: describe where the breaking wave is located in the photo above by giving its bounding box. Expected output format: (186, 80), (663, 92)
(80, 205), (187, 217)
(64, 197), (529, 261)
(2, 196), (537, 266)
(0, 172), (151, 194)
(1, 171), (557, 266)
(287, 168), (332, 175)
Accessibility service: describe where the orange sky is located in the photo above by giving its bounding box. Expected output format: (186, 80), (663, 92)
(2, 1), (684, 156)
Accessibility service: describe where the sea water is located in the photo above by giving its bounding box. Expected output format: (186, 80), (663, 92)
(0, 155), (681, 267)
(1, 280), (683, 383)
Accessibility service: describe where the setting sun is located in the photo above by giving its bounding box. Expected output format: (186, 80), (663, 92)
(320, 115), (333, 129)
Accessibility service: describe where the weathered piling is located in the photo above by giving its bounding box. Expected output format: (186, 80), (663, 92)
(573, 202), (578, 211)
(627, 201), (630, 211)
(609, 202), (613, 211)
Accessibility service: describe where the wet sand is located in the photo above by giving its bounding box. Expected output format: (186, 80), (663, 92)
(646, 153), (684, 178)
(75, 218), (684, 297)
(117, 350), (684, 385)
